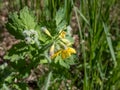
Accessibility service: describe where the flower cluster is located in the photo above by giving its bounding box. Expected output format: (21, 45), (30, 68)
(51, 47), (76, 59)
(22, 27), (76, 60)
(22, 29), (39, 46)
(49, 29), (76, 59)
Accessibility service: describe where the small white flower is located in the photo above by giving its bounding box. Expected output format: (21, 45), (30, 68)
(30, 30), (38, 39)
(23, 29), (38, 37)
(23, 30), (31, 37)
(30, 29), (38, 35)
(25, 37), (34, 44)
(23, 29), (40, 46)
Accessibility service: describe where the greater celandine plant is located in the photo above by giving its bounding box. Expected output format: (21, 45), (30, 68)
(3, 7), (76, 89)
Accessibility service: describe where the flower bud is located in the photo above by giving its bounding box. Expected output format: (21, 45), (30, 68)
(41, 27), (52, 37)
(59, 31), (66, 38)
(49, 44), (55, 57)
(61, 38), (72, 46)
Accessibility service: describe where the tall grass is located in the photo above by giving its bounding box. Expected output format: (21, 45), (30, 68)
(74, 0), (120, 89)
(8, 0), (73, 23)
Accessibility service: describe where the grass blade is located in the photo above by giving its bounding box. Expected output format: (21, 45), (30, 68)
(103, 22), (117, 67)
(76, 7), (89, 25)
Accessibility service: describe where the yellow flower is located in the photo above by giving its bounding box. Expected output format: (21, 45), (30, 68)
(51, 47), (76, 59)
(61, 47), (76, 59)
(59, 31), (66, 38)
(51, 50), (62, 59)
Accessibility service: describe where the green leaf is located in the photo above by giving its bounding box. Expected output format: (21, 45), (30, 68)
(5, 75), (14, 83)
(55, 8), (64, 26)
(56, 20), (66, 32)
(1, 84), (10, 90)
(4, 42), (28, 60)
(54, 56), (61, 63)
(6, 12), (24, 39)
(65, 57), (75, 65)
(19, 7), (36, 29)
(59, 59), (70, 69)
(6, 7), (37, 39)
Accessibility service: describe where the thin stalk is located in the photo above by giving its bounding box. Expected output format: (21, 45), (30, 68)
(74, 6), (88, 90)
